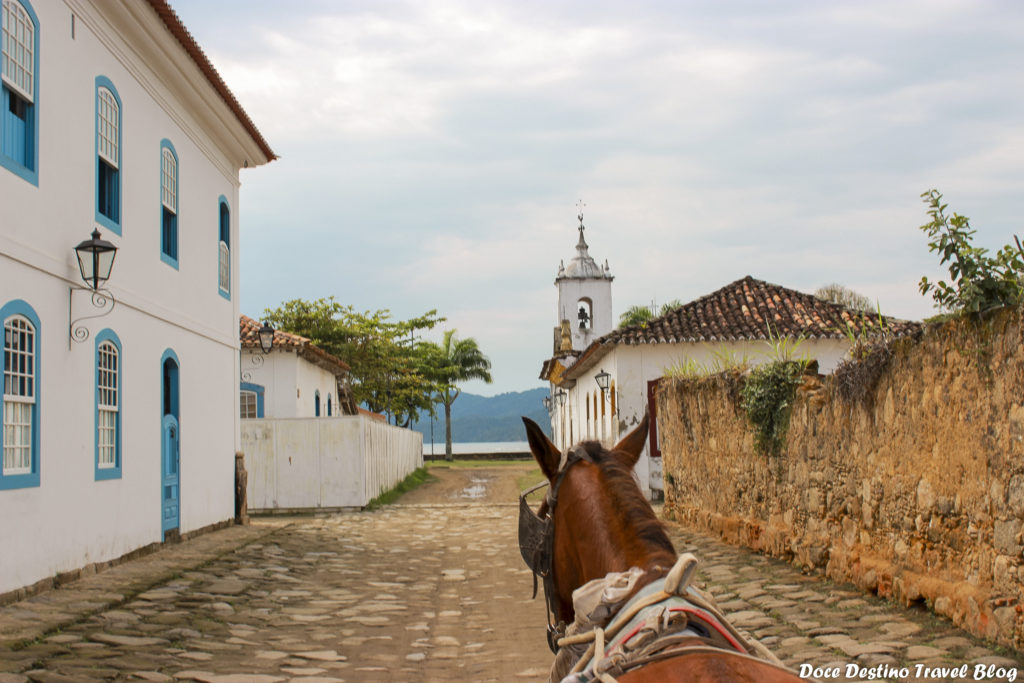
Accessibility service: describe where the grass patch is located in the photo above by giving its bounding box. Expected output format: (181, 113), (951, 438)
(516, 466), (547, 502)
(365, 467), (436, 510)
(426, 458), (532, 469)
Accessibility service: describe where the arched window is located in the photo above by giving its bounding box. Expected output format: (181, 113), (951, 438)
(218, 196), (230, 297)
(160, 140), (179, 267)
(95, 331), (121, 479)
(327, 393), (332, 417)
(96, 78), (122, 233)
(1, 300), (40, 489)
(1, 0), (37, 183)
(314, 390), (321, 417)
(577, 297), (593, 330)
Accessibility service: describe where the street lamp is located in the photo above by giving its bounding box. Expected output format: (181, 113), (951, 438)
(74, 229), (118, 291)
(257, 321), (275, 354)
(69, 229), (118, 347)
(595, 369), (611, 395)
(242, 320), (275, 382)
(556, 389), (567, 406)
(543, 396), (552, 414)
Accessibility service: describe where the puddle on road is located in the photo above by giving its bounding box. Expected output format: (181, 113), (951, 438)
(457, 476), (491, 499)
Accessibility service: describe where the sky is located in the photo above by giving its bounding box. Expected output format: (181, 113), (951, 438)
(172, 0), (1024, 396)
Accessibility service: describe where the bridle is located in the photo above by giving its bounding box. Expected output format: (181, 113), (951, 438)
(518, 445), (593, 653)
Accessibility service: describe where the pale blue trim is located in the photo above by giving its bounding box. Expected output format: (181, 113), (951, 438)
(218, 196), (230, 300)
(160, 348), (180, 419)
(159, 139), (178, 268)
(160, 349), (180, 539)
(240, 381), (264, 418)
(0, 0), (39, 186)
(94, 76), (122, 235)
(0, 299), (41, 490)
(94, 329), (122, 481)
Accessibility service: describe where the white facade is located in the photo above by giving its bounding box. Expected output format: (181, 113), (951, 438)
(0, 0), (271, 595)
(241, 347), (343, 419)
(550, 338), (853, 498)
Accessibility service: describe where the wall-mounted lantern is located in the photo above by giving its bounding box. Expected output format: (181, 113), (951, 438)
(595, 369), (611, 395)
(543, 396), (552, 414)
(556, 389), (567, 406)
(242, 320), (276, 382)
(69, 229), (118, 347)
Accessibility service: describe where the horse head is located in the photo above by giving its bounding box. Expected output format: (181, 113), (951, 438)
(521, 415), (676, 627)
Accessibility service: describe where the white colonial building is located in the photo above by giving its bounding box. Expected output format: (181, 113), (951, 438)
(539, 227), (918, 498)
(0, 0), (274, 596)
(239, 315), (355, 420)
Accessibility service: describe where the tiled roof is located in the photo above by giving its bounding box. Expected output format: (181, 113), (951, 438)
(555, 276), (921, 382)
(145, 0), (276, 163)
(606, 276), (919, 345)
(240, 315), (350, 375)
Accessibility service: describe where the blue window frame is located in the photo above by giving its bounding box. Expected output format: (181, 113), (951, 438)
(1, 299), (40, 490)
(1, 0), (39, 184)
(95, 77), (122, 235)
(314, 390), (320, 417)
(327, 393), (332, 417)
(160, 139), (178, 268)
(95, 329), (121, 480)
(240, 382), (264, 418)
(218, 196), (230, 299)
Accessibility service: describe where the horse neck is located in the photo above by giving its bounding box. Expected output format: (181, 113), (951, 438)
(557, 465), (676, 590)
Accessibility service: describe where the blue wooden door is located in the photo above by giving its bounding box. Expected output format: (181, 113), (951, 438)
(161, 414), (180, 538)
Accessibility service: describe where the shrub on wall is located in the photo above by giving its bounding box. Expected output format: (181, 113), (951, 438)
(740, 360), (806, 456)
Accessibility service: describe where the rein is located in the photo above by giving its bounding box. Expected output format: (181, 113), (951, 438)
(518, 445), (594, 653)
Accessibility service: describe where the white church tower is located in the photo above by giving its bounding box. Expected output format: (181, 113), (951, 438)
(554, 207), (614, 354)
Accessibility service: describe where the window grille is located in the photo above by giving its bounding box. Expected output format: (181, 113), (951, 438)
(3, 315), (33, 474)
(1, 0), (34, 102)
(219, 241), (229, 292)
(97, 87), (118, 168)
(240, 391), (258, 419)
(161, 148), (176, 212)
(97, 341), (118, 468)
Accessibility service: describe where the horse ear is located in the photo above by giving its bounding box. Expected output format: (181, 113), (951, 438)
(522, 417), (561, 481)
(611, 413), (650, 468)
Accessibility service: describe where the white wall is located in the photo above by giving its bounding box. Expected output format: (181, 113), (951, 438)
(552, 337), (853, 498)
(242, 348), (340, 418)
(0, 0), (253, 595)
(557, 277), (613, 351)
(242, 415), (424, 510)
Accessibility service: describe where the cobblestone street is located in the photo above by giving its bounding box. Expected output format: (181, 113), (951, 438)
(1, 466), (1023, 682)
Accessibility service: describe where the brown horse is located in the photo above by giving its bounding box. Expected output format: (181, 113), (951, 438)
(521, 416), (806, 683)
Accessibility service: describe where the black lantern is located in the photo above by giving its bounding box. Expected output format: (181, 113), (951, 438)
(543, 396), (552, 413)
(556, 389), (567, 406)
(74, 229), (117, 291)
(258, 321), (275, 354)
(595, 369), (611, 394)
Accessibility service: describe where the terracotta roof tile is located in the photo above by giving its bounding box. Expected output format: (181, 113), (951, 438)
(145, 0), (276, 162)
(606, 276), (920, 345)
(240, 315), (350, 374)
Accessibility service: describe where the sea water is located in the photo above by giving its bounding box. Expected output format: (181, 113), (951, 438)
(422, 440), (528, 456)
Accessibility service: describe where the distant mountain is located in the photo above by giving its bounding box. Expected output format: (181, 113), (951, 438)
(410, 387), (550, 443)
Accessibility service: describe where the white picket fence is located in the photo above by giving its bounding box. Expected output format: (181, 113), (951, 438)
(242, 415), (423, 511)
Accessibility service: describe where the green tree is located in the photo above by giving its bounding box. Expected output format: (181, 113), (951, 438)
(263, 297), (446, 425)
(815, 283), (872, 312)
(618, 299), (683, 328)
(429, 330), (493, 461)
(918, 189), (1024, 314)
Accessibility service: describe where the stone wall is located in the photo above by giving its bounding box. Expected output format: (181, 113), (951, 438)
(658, 306), (1024, 647)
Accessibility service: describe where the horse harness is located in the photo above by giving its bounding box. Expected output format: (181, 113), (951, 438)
(518, 448), (800, 681)
(518, 444), (592, 653)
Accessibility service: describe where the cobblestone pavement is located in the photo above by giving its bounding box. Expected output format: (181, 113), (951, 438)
(1, 489), (1024, 681)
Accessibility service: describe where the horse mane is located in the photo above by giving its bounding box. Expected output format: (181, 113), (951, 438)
(577, 440), (677, 563)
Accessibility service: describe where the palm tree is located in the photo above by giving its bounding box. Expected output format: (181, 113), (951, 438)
(618, 300), (683, 328)
(435, 330), (492, 461)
